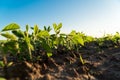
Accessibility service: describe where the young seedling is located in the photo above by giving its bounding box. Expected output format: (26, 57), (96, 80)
(79, 54), (85, 65)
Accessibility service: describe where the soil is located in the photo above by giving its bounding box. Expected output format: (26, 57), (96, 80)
(0, 42), (120, 80)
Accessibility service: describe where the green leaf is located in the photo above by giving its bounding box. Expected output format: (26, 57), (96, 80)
(41, 39), (51, 52)
(48, 26), (52, 32)
(68, 30), (84, 46)
(12, 30), (24, 38)
(3, 41), (19, 55)
(85, 36), (93, 42)
(34, 25), (39, 35)
(57, 23), (62, 30)
(60, 33), (66, 37)
(24, 37), (34, 50)
(0, 61), (4, 67)
(2, 23), (20, 31)
(44, 26), (47, 30)
(53, 23), (62, 34)
(26, 25), (29, 32)
(1, 32), (17, 40)
(69, 30), (76, 35)
(72, 35), (84, 46)
(44, 26), (52, 32)
(37, 30), (50, 38)
(77, 36), (84, 46)
(47, 52), (52, 57)
(53, 23), (57, 31)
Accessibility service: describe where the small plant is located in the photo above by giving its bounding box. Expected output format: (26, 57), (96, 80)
(0, 23), (20, 64)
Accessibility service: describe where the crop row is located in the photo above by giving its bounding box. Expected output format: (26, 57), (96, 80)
(0, 23), (120, 68)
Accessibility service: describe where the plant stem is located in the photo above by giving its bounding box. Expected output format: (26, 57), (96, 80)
(28, 47), (32, 60)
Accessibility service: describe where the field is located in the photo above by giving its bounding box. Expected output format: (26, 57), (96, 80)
(0, 23), (120, 80)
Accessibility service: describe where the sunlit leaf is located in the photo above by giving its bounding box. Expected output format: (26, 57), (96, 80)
(53, 23), (62, 34)
(70, 33), (84, 46)
(2, 23), (20, 31)
(1, 32), (17, 40)
(57, 23), (62, 30)
(77, 37), (84, 46)
(34, 25), (39, 35)
(53, 23), (57, 31)
(37, 30), (50, 38)
(69, 30), (76, 35)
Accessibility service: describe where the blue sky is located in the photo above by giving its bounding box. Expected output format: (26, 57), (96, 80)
(0, 0), (120, 37)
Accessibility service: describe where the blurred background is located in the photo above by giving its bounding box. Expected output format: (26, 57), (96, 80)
(0, 0), (120, 38)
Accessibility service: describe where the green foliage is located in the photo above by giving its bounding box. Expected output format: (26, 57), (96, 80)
(24, 37), (34, 51)
(1, 23), (120, 80)
(83, 36), (94, 43)
(68, 30), (84, 46)
(12, 30), (24, 38)
(1, 22), (120, 65)
(44, 26), (52, 32)
(23, 25), (34, 59)
(4, 41), (19, 55)
(37, 30), (50, 38)
(34, 25), (39, 36)
(2, 23), (20, 31)
(53, 23), (62, 34)
(73, 34), (84, 46)
(94, 32), (120, 48)
(1, 32), (17, 40)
